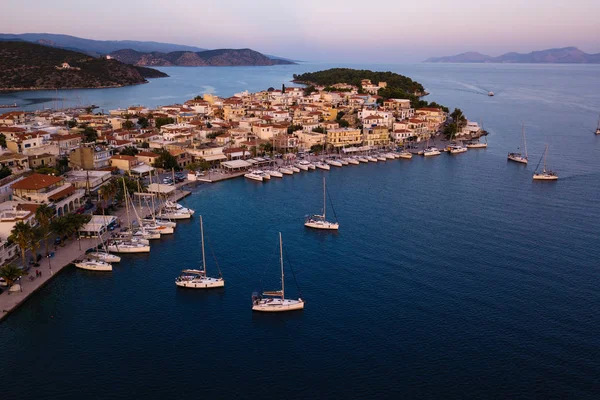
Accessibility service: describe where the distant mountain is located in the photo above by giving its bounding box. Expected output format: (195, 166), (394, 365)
(0, 33), (206, 56)
(425, 47), (600, 63)
(109, 48), (296, 67)
(0, 41), (167, 91)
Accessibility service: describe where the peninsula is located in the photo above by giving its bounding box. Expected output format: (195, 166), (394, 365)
(0, 41), (168, 91)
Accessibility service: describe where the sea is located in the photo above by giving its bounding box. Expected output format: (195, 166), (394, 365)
(0, 63), (599, 399)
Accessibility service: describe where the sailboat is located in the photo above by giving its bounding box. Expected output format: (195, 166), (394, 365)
(533, 145), (558, 181)
(595, 114), (600, 135)
(175, 215), (224, 288)
(508, 123), (528, 164)
(74, 258), (112, 271)
(304, 177), (339, 230)
(252, 233), (304, 312)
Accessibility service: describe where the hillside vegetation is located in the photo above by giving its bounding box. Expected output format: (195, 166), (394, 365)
(292, 68), (426, 95)
(110, 48), (295, 67)
(0, 41), (167, 91)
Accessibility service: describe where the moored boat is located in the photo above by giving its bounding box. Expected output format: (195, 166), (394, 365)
(264, 169), (283, 178)
(304, 177), (339, 230)
(533, 145), (558, 181)
(423, 147), (441, 157)
(508, 123), (528, 164)
(74, 258), (112, 271)
(326, 159), (343, 167)
(252, 233), (304, 312)
(278, 166), (294, 175)
(347, 157), (360, 165)
(315, 162), (330, 170)
(88, 252), (121, 263)
(245, 171), (264, 182)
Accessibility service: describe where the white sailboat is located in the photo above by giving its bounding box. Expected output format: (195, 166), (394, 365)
(326, 158), (343, 167)
(357, 156), (369, 163)
(264, 169), (283, 178)
(533, 145), (558, 181)
(278, 166), (294, 175)
(347, 157), (360, 165)
(160, 200), (194, 220)
(74, 258), (113, 271)
(304, 177), (339, 230)
(315, 161), (330, 170)
(508, 123), (528, 164)
(175, 216), (224, 289)
(252, 233), (304, 312)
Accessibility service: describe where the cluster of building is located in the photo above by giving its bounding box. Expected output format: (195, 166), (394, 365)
(0, 79), (482, 264)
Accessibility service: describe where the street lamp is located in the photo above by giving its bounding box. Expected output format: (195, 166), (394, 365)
(77, 231), (82, 251)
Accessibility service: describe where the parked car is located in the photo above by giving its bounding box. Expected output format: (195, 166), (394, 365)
(84, 201), (94, 210)
(54, 237), (62, 246)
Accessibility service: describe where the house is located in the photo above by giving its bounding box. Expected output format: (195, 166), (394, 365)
(69, 146), (112, 170)
(326, 128), (362, 148)
(63, 170), (113, 191)
(295, 131), (326, 151)
(6, 131), (47, 154)
(10, 173), (85, 216)
(136, 151), (160, 167)
(27, 153), (56, 170)
(0, 111), (26, 126)
(109, 155), (139, 172)
(168, 149), (192, 169)
(0, 153), (29, 173)
(363, 126), (391, 148)
(383, 98), (411, 110)
(252, 124), (274, 140)
(51, 133), (83, 155)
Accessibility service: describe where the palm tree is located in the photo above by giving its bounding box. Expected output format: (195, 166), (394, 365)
(9, 221), (34, 267)
(0, 264), (23, 286)
(99, 179), (119, 210)
(30, 227), (43, 266)
(35, 203), (55, 256)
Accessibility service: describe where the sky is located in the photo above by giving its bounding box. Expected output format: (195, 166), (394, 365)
(2, 0), (600, 62)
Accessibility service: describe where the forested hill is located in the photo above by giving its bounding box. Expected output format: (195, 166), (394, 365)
(292, 68), (426, 95)
(0, 41), (167, 91)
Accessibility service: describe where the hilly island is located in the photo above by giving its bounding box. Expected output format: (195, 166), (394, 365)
(0, 41), (168, 91)
(425, 46), (600, 63)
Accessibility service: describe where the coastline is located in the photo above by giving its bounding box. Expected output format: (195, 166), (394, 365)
(0, 81), (151, 94)
(0, 186), (191, 322)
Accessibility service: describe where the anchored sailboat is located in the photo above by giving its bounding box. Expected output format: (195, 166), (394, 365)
(252, 232), (304, 312)
(305, 177), (339, 230)
(508, 123), (528, 164)
(175, 215), (224, 288)
(533, 145), (558, 181)
(595, 114), (600, 135)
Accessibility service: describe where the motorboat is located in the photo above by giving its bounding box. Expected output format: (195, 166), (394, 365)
(398, 150), (413, 159)
(141, 218), (176, 228)
(74, 258), (112, 271)
(164, 201), (195, 215)
(278, 166), (294, 175)
(304, 177), (339, 231)
(175, 216), (224, 289)
(423, 147), (441, 157)
(488, 92), (494, 96)
(264, 169), (283, 178)
(88, 252), (121, 263)
(466, 141), (487, 148)
(315, 162), (330, 170)
(107, 240), (150, 253)
(449, 144), (468, 154)
(296, 162), (309, 171)
(252, 233), (304, 312)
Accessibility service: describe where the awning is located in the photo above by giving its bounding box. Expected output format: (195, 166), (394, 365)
(131, 165), (155, 174)
(147, 183), (176, 194)
(80, 215), (117, 234)
(221, 160), (252, 169)
(202, 154), (227, 162)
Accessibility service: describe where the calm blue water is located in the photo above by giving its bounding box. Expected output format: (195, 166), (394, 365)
(1, 64), (600, 399)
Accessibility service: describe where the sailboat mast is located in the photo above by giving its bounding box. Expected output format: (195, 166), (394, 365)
(200, 215), (206, 274)
(543, 145), (548, 171)
(323, 177), (326, 220)
(522, 123), (528, 158)
(279, 232), (284, 299)
(122, 178), (132, 231)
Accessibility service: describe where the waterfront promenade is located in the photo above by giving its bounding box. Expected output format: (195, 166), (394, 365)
(0, 187), (191, 322)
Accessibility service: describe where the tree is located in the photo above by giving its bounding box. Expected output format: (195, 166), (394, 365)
(140, 142), (150, 149)
(339, 120), (350, 128)
(120, 146), (139, 156)
(0, 133), (7, 148)
(0, 264), (23, 287)
(310, 144), (324, 154)
(138, 117), (149, 129)
(303, 85), (317, 96)
(57, 157), (70, 175)
(35, 204), (55, 256)
(65, 119), (77, 129)
(30, 227), (43, 265)
(99, 178), (119, 209)
(9, 221), (34, 267)
(122, 120), (135, 130)
(287, 124), (303, 134)
(0, 166), (11, 179)
(152, 149), (179, 171)
(193, 95), (203, 100)
(35, 166), (58, 176)
(336, 111), (345, 121)
(83, 127), (97, 143)
(155, 117), (175, 129)
(312, 127), (325, 133)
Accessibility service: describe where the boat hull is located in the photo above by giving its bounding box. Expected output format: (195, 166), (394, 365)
(279, 168), (294, 175)
(508, 155), (528, 164)
(252, 298), (305, 312)
(88, 252), (121, 263)
(423, 151), (441, 157)
(315, 163), (330, 170)
(107, 245), (150, 253)
(160, 212), (193, 220)
(75, 262), (112, 271)
(304, 221), (339, 230)
(245, 173), (263, 182)
(466, 143), (487, 148)
(176, 278), (225, 289)
(533, 174), (558, 181)
(398, 152), (412, 159)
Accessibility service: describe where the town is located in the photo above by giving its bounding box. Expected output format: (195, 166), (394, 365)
(0, 78), (486, 302)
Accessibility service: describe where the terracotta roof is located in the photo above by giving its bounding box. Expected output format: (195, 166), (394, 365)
(137, 151), (158, 158)
(110, 155), (137, 161)
(0, 127), (26, 133)
(49, 185), (75, 202)
(11, 173), (63, 190)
